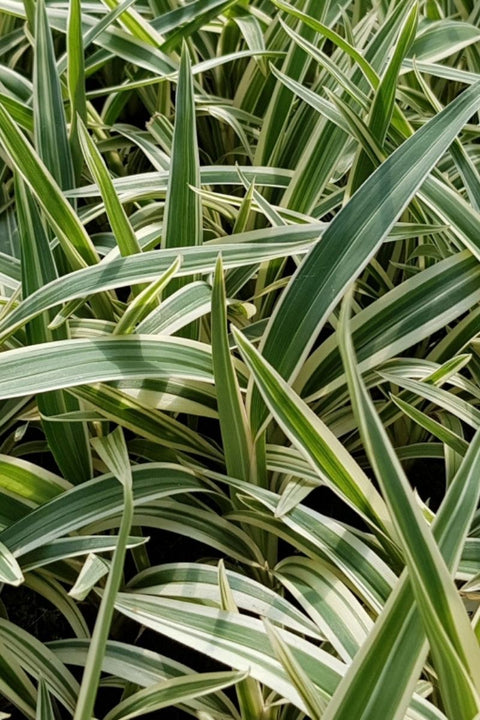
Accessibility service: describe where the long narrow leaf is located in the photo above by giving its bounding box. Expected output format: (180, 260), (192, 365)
(251, 79), (480, 432)
(337, 291), (480, 717)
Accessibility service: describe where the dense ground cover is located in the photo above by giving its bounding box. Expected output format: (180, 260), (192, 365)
(0, 0), (479, 717)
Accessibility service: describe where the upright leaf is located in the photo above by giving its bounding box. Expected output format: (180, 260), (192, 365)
(0, 103), (99, 270)
(78, 119), (142, 257)
(36, 679), (54, 720)
(74, 428), (133, 720)
(349, 1), (418, 193)
(337, 292), (480, 718)
(67, 0), (87, 179)
(211, 256), (252, 482)
(16, 175), (92, 484)
(162, 42), (201, 266)
(33, 0), (74, 191)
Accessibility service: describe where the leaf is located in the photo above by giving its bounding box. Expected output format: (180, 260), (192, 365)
(349, 1), (418, 192)
(251, 79), (480, 432)
(0, 463), (207, 557)
(33, 0), (74, 190)
(114, 592), (343, 713)
(0, 102), (98, 270)
(211, 473), (396, 611)
(390, 395), (468, 456)
(0, 336), (214, 399)
(408, 19), (480, 63)
(66, 166), (292, 199)
(0, 644), (36, 719)
(0, 454), (68, 506)
(74, 429), (134, 720)
(21, 536), (146, 572)
(0, 225), (322, 342)
(232, 326), (396, 545)
(127, 562), (322, 640)
(70, 383), (222, 460)
(0, 539), (23, 585)
(36, 679), (54, 720)
(103, 670), (245, 720)
(50, 638), (239, 718)
(78, 118), (142, 257)
(162, 41), (201, 317)
(337, 290), (480, 718)
(136, 281), (212, 336)
(300, 251), (480, 400)
(275, 556), (372, 663)
(16, 174), (93, 484)
(264, 618), (325, 719)
(114, 257), (181, 334)
(157, 0), (238, 53)
(212, 257), (252, 482)
(66, 0), (86, 178)
(91, 425), (132, 489)
(323, 423), (480, 720)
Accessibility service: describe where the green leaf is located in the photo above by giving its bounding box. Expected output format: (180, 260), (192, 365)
(0, 336), (214, 399)
(275, 557), (372, 663)
(0, 454), (67, 507)
(264, 618), (325, 719)
(0, 103), (98, 270)
(114, 257), (181, 334)
(0, 539), (23, 585)
(127, 562), (322, 641)
(0, 644), (36, 719)
(323, 423), (480, 720)
(251, 79), (480, 431)
(210, 473), (396, 611)
(337, 291), (480, 718)
(16, 174), (93, 484)
(212, 256), (252, 482)
(390, 394), (469, 456)
(271, 0), (378, 88)
(66, 166), (292, 200)
(78, 118), (142, 257)
(70, 383), (222, 460)
(21, 536), (145, 573)
(103, 670), (245, 720)
(0, 463), (207, 557)
(136, 280), (212, 336)
(232, 326), (397, 546)
(50, 638), (239, 718)
(66, 0), (86, 178)
(157, 0), (238, 53)
(349, 1), (418, 191)
(74, 428), (134, 720)
(162, 42), (201, 319)
(409, 19), (480, 63)
(300, 251), (480, 400)
(114, 592), (342, 713)
(33, 0), (74, 190)
(0, 225), (321, 342)
(36, 679), (54, 720)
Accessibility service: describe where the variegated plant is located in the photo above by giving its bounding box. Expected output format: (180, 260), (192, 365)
(0, 0), (479, 718)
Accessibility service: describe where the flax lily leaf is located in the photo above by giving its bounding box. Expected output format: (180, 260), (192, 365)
(103, 670), (245, 720)
(337, 292), (480, 718)
(250, 79), (480, 432)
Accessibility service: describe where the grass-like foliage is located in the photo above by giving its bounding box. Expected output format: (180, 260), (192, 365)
(0, 0), (479, 718)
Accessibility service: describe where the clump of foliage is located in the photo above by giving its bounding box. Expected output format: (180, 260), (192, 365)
(0, 0), (479, 718)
